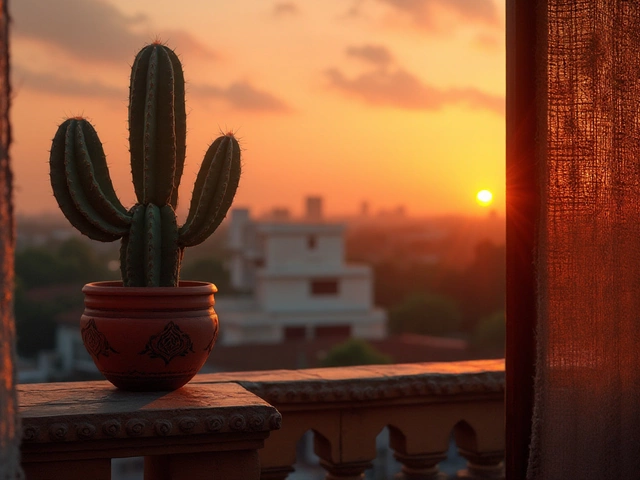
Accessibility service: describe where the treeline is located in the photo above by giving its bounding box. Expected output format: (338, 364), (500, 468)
(348, 235), (506, 353)
(14, 237), (118, 356)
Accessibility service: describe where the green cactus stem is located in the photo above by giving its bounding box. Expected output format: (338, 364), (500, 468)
(50, 43), (241, 287)
(50, 118), (130, 241)
(179, 134), (241, 247)
(129, 44), (186, 208)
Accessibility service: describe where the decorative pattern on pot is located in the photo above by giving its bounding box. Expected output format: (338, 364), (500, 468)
(140, 321), (195, 365)
(81, 319), (118, 359)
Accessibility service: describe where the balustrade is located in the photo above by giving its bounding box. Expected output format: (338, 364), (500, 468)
(196, 359), (505, 480)
(19, 359), (504, 479)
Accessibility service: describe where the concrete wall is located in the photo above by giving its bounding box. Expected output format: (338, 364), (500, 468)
(256, 271), (372, 313)
(264, 233), (343, 270)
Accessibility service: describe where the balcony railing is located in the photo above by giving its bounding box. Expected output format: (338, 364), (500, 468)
(19, 359), (504, 480)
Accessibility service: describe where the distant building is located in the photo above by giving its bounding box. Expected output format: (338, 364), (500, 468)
(305, 196), (323, 221)
(360, 201), (370, 217)
(221, 198), (386, 345)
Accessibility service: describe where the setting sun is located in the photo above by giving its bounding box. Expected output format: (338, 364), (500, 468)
(476, 190), (494, 207)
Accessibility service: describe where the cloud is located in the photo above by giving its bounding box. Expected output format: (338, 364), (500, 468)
(13, 59), (289, 113)
(375, 0), (500, 31)
(154, 31), (219, 60)
(346, 45), (394, 67)
(12, 0), (217, 63)
(273, 2), (299, 16)
(190, 82), (292, 113)
(325, 67), (503, 115)
(14, 63), (292, 113)
(13, 65), (123, 99)
(474, 32), (503, 51)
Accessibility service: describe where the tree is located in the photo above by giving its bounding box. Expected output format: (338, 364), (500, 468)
(13, 280), (59, 357)
(471, 310), (505, 353)
(388, 292), (462, 336)
(179, 257), (231, 292)
(459, 241), (506, 330)
(320, 339), (392, 367)
(15, 237), (113, 289)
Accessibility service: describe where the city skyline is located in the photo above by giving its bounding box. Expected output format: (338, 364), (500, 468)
(11, 0), (505, 218)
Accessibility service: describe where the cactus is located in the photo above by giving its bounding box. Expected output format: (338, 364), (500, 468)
(49, 43), (241, 287)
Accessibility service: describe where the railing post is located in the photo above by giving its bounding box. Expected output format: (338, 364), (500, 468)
(22, 459), (111, 480)
(19, 382), (281, 480)
(145, 450), (261, 480)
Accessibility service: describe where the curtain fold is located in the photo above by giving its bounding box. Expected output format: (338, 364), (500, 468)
(0, 0), (22, 477)
(529, 1), (640, 478)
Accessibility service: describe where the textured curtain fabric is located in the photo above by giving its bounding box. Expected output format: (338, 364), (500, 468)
(528, 1), (640, 478)
(0, 1), (22, 478)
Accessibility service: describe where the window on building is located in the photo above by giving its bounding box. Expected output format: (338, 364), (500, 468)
(314, 325), (351, 339)
(310, 279), (339, 295)
(284, 326), (306, 340)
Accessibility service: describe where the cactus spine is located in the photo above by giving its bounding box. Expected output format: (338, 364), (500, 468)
(49, 43), (241, 287)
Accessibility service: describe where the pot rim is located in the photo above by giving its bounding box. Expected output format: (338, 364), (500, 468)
(82, 280), (218, 296)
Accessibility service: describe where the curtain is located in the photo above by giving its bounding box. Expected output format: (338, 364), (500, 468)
(0, 0), (22, 478)
(528, 1), (640, 478)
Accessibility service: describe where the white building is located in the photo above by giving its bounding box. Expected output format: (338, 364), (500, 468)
(219, 200), (386, 345)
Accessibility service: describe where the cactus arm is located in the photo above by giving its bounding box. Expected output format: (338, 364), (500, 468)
(123, 204), (146, 286)
(179, 135), (241, 247)
(160, 205), (181, 287)
(181, 135), (224, 232)
(49, 119), (127, 242)
(144, 204), (162, 287)
(129, 44), (184, 206)
(63, 126), (129, 237)
(74, 121), (130, 227)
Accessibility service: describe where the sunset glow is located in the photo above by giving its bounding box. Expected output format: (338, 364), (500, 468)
(476, 190), (494, 206)
(10, 0), (505, 219)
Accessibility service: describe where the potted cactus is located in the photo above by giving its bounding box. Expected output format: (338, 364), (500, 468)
(49, 43), (241, 391)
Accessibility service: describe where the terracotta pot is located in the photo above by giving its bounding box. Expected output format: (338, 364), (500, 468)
(80, 281), (219, 391)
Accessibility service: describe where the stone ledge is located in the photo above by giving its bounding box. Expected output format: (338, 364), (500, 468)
(19, 382), (281, 444)
(195, 359), (505, 404)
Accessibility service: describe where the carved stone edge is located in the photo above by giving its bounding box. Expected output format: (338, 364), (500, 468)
(241, 371), (505, 404)
(21, 408), (282, 444)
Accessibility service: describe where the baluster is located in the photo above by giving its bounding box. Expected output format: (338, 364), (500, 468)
(454, 418), (504, 480)
(456, 448), (504, 479)
(319, 459), (372, 480)
(393, 451), (448, 480)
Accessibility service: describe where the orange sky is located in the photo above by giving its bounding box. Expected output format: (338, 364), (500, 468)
(10, 0), (505, 220)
